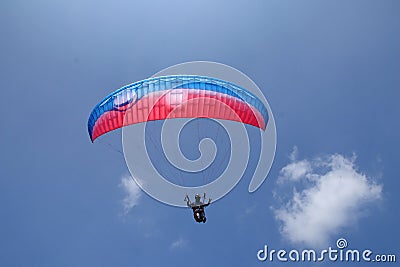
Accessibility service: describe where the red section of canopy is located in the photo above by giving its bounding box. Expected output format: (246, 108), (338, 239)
(91, 89), (266, 141)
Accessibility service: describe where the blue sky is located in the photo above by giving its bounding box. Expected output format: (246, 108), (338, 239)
(1, 0), (399, 266)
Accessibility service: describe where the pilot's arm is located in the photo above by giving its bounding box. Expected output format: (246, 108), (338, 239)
(184, 194), (192, 207)
(201, 198), (212, 208)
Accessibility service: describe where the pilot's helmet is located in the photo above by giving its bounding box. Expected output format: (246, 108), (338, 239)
(195, 194), (201, 201)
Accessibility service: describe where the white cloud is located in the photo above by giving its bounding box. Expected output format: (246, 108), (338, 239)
(278, 146), (312, 183)
(278, 160), (312, 183)
(120, 175), (141, 214)
(289, 146), (299, 161)
(170, 237), (188, 250)
(274, 150), (383, 248)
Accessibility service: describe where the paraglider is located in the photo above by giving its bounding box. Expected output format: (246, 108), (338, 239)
(185, 193), (212, 223)
(88, 75), (269, 223)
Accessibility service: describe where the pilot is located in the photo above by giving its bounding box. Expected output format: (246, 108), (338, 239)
(185, 193), (211, 223)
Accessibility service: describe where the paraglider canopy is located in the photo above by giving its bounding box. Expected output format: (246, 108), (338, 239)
(87, 75), (268, 142)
